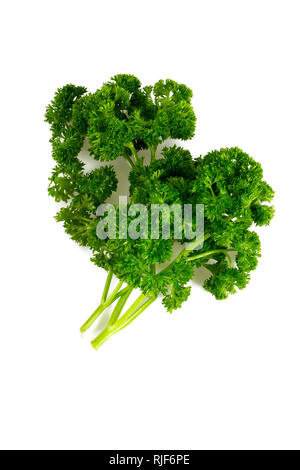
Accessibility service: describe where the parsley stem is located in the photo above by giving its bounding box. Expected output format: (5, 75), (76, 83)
(80, 280), (124, 333)
(107, 286), (133, 327)
(119, 293), (147, 322)
(186, 249), (235, 263)
(150, 263), (156, 275)
(123, 154), (135, 168)
(116, 295), (156, 333)
(149, 145), (157, 163)
(158, 232), (211, 276)
(101, 271), (113, 304)
(91, 293), (156, 350)
(126, 142), (139, 164)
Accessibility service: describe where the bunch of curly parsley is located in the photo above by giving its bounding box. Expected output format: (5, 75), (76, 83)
(45, 75), (274, 350)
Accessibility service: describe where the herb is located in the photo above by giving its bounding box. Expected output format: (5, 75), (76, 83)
(46, 75), (274, 349)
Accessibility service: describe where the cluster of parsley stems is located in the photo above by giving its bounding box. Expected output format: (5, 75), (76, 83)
(81, 144), (234, 349)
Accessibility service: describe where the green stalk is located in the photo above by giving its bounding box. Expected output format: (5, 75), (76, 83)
(91, 293), (156, 350)
(101, 271), (113, 303)
(91, 293), (147, 348)
(126, 142), (139, 164)
(107, 286), (133, 328)
(123, 154), (135, 168)
(182, 232), (211, 255)
(80, 280), (124, 333)
(158, 233), (211, 277)
(149, 145), (157, 163)
(116, 295), (156, 333)
(119, 293), (147, 321)
(150, 263), (156, 275)
(186, 248), (235, 263)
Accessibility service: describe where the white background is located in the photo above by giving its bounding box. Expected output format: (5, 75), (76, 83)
(1, 0), (300, 450)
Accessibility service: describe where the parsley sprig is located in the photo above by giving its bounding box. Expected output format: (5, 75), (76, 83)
(46, 75), (274, 349)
